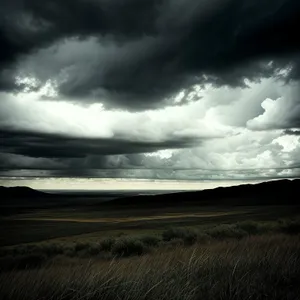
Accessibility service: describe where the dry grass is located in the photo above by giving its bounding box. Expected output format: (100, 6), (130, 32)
(1, 218), (300, 261)
(2, 205), (298, 247)
(1, 234), (299, 300)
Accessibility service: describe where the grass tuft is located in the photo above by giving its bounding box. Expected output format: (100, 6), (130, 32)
(111, 237), (148, 257)
(1, 235), (299, 300)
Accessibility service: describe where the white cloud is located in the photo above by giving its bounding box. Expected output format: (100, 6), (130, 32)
(1, 74), (300, 180)
(0, 83), (230, 142)
(247, 82), (300, 130)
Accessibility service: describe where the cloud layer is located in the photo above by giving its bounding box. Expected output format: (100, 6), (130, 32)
(1, 78), (299, 179)
(0, 0), (300, 181)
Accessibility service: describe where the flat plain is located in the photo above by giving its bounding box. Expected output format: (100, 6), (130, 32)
(0, 182), (300, 300)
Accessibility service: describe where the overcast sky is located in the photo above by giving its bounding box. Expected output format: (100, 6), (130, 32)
(1, 0), (300, 187)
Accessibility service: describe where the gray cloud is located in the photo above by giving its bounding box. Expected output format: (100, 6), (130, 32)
(1, 125), (300, 180)
(1, 0), (300, 109)
(0, 128), (204, 178)
(247, 81), (300, 130)
(0, 129), (200, 159)
(284, 129), (300, 135)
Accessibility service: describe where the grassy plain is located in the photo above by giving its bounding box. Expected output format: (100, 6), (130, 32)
(0, 194), (299, 300)
(1, 204), (299, 246)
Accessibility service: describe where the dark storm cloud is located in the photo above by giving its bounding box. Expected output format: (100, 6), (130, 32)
(0, 128), (198, 177)
(0, 0), (161, 95)
(0, 129), (200, 158)
(1, 127), (300, 179)
(284, 129), (300, 135)
(0, 128), (202, 175)
(0, 0), (158, 64)
(1, 0), (300, 109)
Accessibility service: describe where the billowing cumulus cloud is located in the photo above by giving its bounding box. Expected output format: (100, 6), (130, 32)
(0, 0), (300, 182)
(1, 77), (300, 179)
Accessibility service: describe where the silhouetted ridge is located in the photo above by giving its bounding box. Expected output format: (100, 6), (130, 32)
(104, 179), (300, 207)
(0, 186), (49, 198)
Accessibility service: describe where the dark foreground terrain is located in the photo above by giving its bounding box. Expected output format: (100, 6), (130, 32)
(0, 179), (299, 300)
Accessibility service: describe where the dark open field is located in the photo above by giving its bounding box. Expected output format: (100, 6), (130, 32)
(1, 204), (299, 246)
(0, 180), (300, 300)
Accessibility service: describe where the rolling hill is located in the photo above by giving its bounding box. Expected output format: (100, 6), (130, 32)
(103, 179), (300, 207)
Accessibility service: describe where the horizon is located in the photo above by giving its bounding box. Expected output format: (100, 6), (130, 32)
(1, 177), (297, 191)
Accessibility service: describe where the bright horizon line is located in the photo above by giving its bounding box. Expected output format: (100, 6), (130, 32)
(1, 177), (296, 191)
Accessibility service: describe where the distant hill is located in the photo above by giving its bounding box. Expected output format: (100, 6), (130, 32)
(0, 186), (55, 214)
(103, 179), (300, 207)
(1, 179), (299, 209)
(0, 186), (117, 213)
(0, 186), (50, 198)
